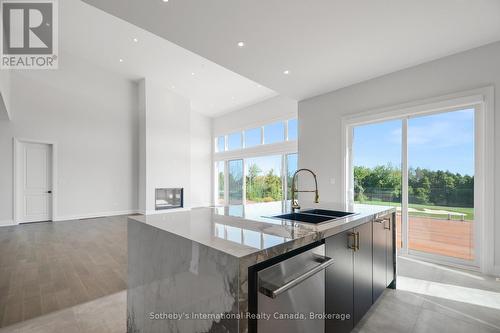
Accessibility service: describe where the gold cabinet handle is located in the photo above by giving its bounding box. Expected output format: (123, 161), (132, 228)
(348, 232), (357, 251)
(355, 232), (360, 251)
(384, 219), (391, 230)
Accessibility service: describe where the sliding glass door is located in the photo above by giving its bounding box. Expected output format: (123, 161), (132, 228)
(407, 109), (475, 261)
(351, 107), (477, 266)
(245, 155), (283, 204)
(228, 159), (244, 204)
(353, 120), (403, 248)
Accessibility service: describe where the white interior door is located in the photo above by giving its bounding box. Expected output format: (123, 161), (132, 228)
(18, 142), (53, 223)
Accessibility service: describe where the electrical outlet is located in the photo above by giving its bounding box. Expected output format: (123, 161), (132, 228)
(330, 178), (336, 185)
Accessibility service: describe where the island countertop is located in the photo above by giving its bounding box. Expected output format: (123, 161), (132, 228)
(127, 201), (396, 333)
(129, 201), (395, 263)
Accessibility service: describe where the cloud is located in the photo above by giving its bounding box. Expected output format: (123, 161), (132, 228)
(388, 111), (474, 149)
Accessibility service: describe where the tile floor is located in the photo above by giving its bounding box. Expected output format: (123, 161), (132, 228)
(355, 256), (500, 333)
(1, 215), (499, 332)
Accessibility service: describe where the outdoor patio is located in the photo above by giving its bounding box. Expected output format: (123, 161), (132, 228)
(396, 214), (474, 261)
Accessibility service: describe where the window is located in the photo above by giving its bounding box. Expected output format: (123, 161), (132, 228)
(287, 119), (298, 141)
(227, 132), (242, 150)
(214, 118), (296, 152)
(215, 161), (225, 204)
(286, 153), (298, 200)
(228, 159), (243, 204)
(213, 118), (298, 206)
(216, 136), (225, 152)
(264, 122), (285, 144)
(244, 128), (261, 148)
(245, 155), (283, 204)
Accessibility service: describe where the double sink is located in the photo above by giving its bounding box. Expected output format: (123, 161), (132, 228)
(272, 209), (356, 225)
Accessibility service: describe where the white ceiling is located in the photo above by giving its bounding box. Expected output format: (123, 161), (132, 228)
(81, 0), (500, 101)
(60, 0), (277, 116)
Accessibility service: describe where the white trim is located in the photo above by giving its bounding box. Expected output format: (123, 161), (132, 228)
(341, 86), (495, 274)
(342, 90), (487, 125)
(0, 220), (15, 227)
(478, 87), (495, 275)
(53, 210), (139, 221)
(13, 138), (58, 225)
(214, 140), (297, 161)
(401, 119), (409, 255)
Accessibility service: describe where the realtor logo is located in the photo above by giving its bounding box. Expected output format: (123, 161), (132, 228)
(1, 0), (58, 69)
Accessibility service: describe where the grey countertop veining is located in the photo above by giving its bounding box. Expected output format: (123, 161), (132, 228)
(129, 201), (396, 262)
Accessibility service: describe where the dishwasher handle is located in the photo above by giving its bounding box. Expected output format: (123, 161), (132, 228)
(259, 255), (334, 299)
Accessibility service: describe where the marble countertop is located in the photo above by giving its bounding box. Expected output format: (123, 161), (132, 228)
(129, 201), (396, 262)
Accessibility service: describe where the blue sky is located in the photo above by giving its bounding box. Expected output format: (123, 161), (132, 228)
(353, 109), (475, 176)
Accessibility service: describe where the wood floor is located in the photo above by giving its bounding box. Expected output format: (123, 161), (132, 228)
(1, 256), (498, 333)
(0, 216), (128, 328)
(395, 214), (474, 260)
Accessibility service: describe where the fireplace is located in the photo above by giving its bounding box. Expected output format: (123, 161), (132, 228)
(155, 188), (184, 210)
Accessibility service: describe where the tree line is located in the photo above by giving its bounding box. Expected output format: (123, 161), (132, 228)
(245, 164), (283, 202)
(354, 165), (474, 208)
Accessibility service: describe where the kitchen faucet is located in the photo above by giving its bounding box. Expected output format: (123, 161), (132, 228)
(290, 169), (319, 212)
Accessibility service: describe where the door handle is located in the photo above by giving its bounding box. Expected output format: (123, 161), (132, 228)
(47, 191), (52, 194)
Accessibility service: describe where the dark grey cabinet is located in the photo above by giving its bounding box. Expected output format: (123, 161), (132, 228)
(372, 218), (387, 301)
(325, 222), (373, 332)
(386, 214), (396, 287)
(353, 221), (373, 326)
(325, 230), (354, 333)
(372, 213), (396, 303)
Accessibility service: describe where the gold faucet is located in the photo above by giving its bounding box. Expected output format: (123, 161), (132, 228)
(290, 169), (319, 212)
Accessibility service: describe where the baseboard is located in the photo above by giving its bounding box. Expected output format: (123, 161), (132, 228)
(53, 210), (139, 222)
(0, 220), (15, 227)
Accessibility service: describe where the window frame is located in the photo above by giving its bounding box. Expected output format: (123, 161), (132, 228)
(341, 87), (494, 274)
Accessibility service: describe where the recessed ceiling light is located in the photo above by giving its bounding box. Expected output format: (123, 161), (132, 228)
(162, 0), (168, 2)
(283, 70), (290, 75)
(191, 72), (196, 76)
(237, 41), (245, 48)
(171, 85), (175, 89)
(119, 58), (124, 63)
(133, 38), (138, 43)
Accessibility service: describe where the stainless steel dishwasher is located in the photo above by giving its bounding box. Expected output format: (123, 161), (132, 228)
(257, 244), (334, 333)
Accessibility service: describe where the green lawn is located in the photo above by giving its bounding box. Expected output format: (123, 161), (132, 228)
(355, 200), (474, 221)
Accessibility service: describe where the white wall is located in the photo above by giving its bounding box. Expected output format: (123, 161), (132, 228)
(0, 53), (138, 223)
(299, 41), (500, 271)
(138, 78), (212, 213)
(190, 110), (212, 207)
(213, 95), (297, 135)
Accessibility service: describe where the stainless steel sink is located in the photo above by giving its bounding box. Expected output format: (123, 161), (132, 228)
(271, 209), (356, 224)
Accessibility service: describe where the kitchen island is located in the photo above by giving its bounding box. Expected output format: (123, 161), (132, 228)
(127, 201), (396, 333)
